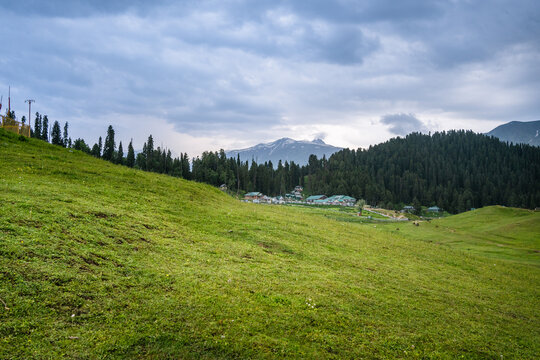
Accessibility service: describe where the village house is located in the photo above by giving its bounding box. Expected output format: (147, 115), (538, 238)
(244, 192), (263, 200)
(316, 195), (356, 206)
(306, 195), (327, 203)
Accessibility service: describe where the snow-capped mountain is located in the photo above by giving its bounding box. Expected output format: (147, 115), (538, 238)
(226, 138), (343, 166)
(486, 120), (540, 146)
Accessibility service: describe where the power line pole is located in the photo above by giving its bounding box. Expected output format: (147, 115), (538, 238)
(25, 99), (35, 129)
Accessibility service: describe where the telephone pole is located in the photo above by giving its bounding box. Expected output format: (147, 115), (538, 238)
(25, 99), (35, 127)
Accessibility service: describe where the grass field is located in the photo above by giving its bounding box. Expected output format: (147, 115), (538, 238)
(1, 129), (539, 359)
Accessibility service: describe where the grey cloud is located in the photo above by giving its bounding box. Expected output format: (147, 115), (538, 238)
(380, 113), (429, 136)
(0, 0), (174, 17)
(1, 0), (539, 151)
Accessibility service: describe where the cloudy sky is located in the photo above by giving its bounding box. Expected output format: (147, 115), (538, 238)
(1, 0), (539, 156)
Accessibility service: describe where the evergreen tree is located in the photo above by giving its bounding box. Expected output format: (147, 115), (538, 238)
(98, 136), (103, 157)
(116, 141), (124, 165)
(91, 143), (100, 157)
(51, 121), (62, 145)
(73, 138), (91, 153)
(21, 115), (26, 125)
(33, 112), (41, 139)
(41, 115), (49, 141)
(126, 140), (135, 168)
(63, 122), (69, 147)
(145, 135), (154, 171)
(102, 125), (115, 161)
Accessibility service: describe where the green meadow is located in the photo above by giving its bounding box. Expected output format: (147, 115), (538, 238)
(1, 129), (539, 359)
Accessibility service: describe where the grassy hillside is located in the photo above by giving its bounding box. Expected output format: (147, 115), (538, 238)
(379, 206), (540, 265)
(1, 129), (539, 359)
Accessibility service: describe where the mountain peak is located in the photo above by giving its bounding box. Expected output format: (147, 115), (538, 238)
(226, 138), (343, 166)
(486, 120), (540, 146)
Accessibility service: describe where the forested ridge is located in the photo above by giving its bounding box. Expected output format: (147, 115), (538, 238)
(11, 110), (540, 214)
(305, 131), (540, 213)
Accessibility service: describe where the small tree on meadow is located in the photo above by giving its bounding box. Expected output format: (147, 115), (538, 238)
(102, 125), (115, 161)
(356, 199), (366, 213)
(98, 136), (103, 157)
(33, 112), (41, 139)
(51, 121), (62, 145)
(63, 122), (69, 147)
(126, 139), (135, 168)
(116, 141), (124, 165)
(41, 115), (49, 142)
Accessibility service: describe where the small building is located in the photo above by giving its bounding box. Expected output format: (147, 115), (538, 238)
(427, 206), (441, 213)
(322, 195), (356, 206)
(261, 195), (272, 203)
(244, 192), (263, 200)
(401, 205), (415, 213)
(306, 195), (327, 203)
(285, 193), (302, 201)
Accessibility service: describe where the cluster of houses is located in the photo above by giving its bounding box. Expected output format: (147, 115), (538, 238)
(305, 194), (357, 206)
(243, 186), (357, 207)
(401, 205), (442, 213)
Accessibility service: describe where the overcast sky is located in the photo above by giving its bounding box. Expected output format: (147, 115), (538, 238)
(1, 0), (539, 156)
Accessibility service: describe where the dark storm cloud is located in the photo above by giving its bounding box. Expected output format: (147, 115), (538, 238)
(380, 113), (428, 136)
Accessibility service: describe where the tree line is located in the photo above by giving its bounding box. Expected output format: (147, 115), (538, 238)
(25, 115), (540, 213)
(303, 131), (540, 213)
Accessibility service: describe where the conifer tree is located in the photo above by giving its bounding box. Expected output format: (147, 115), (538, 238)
(33, 112), (41, 139)
(51, 121), (62, 145)
(41, 115), (49, 142)
(63, 122), (69, 147)
(145, 135), (154, 171)
(126, 139), (135, 168)
(98, 136), (103, 157)
(91, 143), (100, 157)
(73, 138), (91, 153)
(116, 141), (124, 165)
(102, 125), (115, 161)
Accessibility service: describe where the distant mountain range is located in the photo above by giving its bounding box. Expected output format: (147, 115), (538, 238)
(487, 120), (540, 146)
(226, 138), (343, 166)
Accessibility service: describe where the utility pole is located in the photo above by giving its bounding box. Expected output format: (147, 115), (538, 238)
(8, 86), (10, 114)
(25, 99), (35, 128)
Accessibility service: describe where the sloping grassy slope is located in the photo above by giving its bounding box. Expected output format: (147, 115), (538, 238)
(380, 207), (540, 265)
(1, 129), (539, 359)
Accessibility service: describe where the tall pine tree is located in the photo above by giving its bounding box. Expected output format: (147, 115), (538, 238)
(116, 141), (124, 165)
(33, 112), (41, 139)
(102, 125), (115, 161)
(126, 139), (135, 168)
(51, 121), (62, 145)
(98, 136), (103, 157)
(41, 115), (49, 142)
(145, 135), (154, 171)
(63, 122), (69, 147)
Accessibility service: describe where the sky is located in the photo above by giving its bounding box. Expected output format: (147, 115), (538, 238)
(1, 0), (539, 156)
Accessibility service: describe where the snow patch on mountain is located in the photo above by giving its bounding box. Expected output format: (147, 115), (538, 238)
(226, 138), (343, 166)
